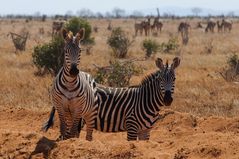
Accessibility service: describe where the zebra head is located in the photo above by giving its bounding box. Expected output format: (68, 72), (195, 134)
(155, 57), (180, 106)
(62, 28), (85, 77)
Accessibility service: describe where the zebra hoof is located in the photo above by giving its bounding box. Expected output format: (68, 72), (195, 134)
(56, 135), (64, 142)
(86, 137), (93, 141)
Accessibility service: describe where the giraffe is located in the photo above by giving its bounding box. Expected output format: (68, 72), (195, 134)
(151, 17), (163, 35)
(222, 19), (232, 32)
(205, 20), (216, 33)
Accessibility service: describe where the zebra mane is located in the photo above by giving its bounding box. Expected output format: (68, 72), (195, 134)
(139, 71), (159, 86)
(67, 31), (73, 39)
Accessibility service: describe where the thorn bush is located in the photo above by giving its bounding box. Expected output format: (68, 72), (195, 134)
(220, 54), (239, 82)
(142, 39), (159, 58)
(107, 27), (134, 58)
(32, 36), (64, 76)
(94, 60), (143, 87)
(32, 17), (94, 76)
(159, 36), (179, 53)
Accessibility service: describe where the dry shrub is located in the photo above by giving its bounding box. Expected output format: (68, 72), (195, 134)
(159, 36), (179, 53)
(9, 32), (29, 52)
(220, 54), (239, 82)
(142, 39), (159, 58)
(32, 36), (64, 76)
(94, 59), (143, 87)
(107, 27), (134, 58)
(203, 39), (213, 54)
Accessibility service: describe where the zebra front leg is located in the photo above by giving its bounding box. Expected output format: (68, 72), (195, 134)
(86, 127), (93, 141)
(56, 121), (67, 141)
(127, 129), (138, 141)
(85, 117), (95, 141)
(56, 108), (68, 140)
(126, 123), (138, 141)
(68, 115), (82, 139)
(138, 129), (151, 140)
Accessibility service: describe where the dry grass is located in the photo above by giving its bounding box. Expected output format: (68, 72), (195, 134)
(0, 18), (239, 117)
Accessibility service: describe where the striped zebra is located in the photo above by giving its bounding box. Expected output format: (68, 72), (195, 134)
(42, 28), (98, 141)
(93, 57), (180, 140)
(44, 57), (180, 141)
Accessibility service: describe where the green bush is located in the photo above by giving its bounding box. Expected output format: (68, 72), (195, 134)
(32, 36), (64, 75)
(65, 17), (94, 44)
(94, 60), (142, 87)
(228, 54), (239, 72)
(142, 39), (159, 58)
(107, 27), (134, 58)
(159, 37), (179, 53)
(220, 54), (239, 81)
(32, 18), (94, 76)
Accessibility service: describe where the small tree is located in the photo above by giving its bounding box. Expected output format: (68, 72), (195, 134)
(191, 7), (202, 17)
(112, 7), (126, 18)
(32, 36), (64, 75)
(107, 27), (134, 58)
(220, 54), (239, 81)
(159, 36), (179, 53)
(65, 17), (95, 50)
(142, 39), (159, 58)
(65, 17), (91, 40)
(94, 60), (142, 87)
(32, 17), (94, 76)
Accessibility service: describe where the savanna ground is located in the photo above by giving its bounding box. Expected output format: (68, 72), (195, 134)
(0, 18), (239, 159)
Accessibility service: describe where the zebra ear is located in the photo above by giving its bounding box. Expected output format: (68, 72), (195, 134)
(171, 57), (180, 70)
(75, 28), (85, 44)
(62, 29), (68, 40)
(155, 58), (164, 70)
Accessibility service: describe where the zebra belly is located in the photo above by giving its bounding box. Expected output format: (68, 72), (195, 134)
(95, 105), (128, 132)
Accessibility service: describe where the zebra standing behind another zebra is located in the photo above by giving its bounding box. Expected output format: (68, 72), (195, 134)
(42, 28), (98, 141)
(94, 57), (180, 140)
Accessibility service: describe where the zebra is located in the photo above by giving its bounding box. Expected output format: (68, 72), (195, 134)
(93, 57), (180, 140)
(43, 57), (180, 141)
(42, 28), (98, 141)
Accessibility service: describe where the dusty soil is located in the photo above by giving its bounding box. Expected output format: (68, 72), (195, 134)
(0, 106), (238, 159)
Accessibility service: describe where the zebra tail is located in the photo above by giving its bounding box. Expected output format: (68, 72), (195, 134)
(41, 107), (56, 132)
(78, 118), (86, 132)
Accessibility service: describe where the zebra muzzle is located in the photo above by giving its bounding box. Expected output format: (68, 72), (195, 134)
(69, 64), (79, 76)
(163, 90), (173, 106)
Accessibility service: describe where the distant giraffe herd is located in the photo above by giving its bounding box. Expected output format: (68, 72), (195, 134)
(197, 19), (232, 33)
(133, 17), (233, 38)
(134, 17), (163, 36)
(48, 17), (232, 39)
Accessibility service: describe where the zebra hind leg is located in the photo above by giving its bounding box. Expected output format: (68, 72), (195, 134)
(86, 128), (93, 141)
(126, 124), (138, 141)
(127, 130), (138, 141)
(138, 130), (150, 140)
(85, 118), (95, 141)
